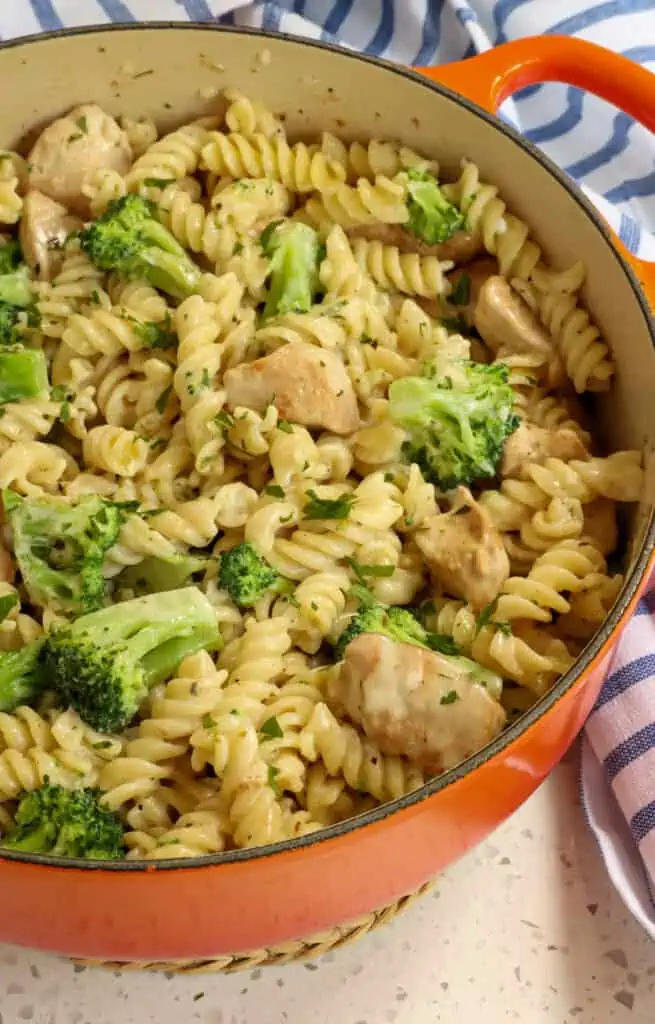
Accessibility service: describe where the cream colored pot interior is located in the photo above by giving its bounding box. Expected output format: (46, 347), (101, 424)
(2, 24), (654, 560)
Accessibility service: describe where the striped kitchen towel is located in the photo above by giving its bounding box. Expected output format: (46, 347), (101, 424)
(7, 0), (655, 937)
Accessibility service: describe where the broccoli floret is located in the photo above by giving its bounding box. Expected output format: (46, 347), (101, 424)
(43, 587), (221, 732)
(117, 553), (207, 597)
(334, 600), (387, 660)
(260, 220), (322, 319)
(404, 168), (464, 245)
(0, 240), (32, 308)
(1, 783), (125, 859)
(0, 348), (48, 404)
(388, 360), (520, 490)
(219, 542), (289, 608)
(0, 302), (22, 345)
(4, 491), (127, 615)
(129, 316), (177, 350)
(335, 593), (462, 661)
(0, 239), (22, 276)
(79, 195), (203, 300)
(335, 595), (501, 692)
(0, 639), (45, 713)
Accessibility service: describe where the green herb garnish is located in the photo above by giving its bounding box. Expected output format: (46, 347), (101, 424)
(304, 490), (355, 521)
(260, 716), (283, 739)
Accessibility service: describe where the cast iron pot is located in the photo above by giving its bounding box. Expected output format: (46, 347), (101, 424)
(0, 25), (653, 961)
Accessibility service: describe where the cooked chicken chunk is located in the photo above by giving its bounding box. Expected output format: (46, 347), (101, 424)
(331, 634), (506, 773)
(346, 224), (483, 263)
(19, 190), (82, 281)
(501, 421), (589, 478)
(27, 105), (132, 217)
(415, 490), (510, 609)
(223, 342), (360, 435)
(473, 276), (564, 386)
(583, 498), (618, 556)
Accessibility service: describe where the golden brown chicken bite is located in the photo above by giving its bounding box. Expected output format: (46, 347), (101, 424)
(501, 421), (589, 478)
(26, 104), (132, 217)
(473, 276), (565, 387)
(223, 342), (360, 435)
(330, 633), (506, 773)
(19, 190), (82, 280)
(415, 489), (510, 609)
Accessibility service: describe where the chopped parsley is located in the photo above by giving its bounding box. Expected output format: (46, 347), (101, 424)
(277, 419), (294, 434)
(0, 593), (18, 623)
(142, 177), (176, 189)
(75, 115), (88, 134)
(155, 385), (172, 414)
(260, 716), (284, 740)
(202, 714), (216, 730)
(304, 489), (355, 521)
(440, 690), (460, 705)
(449, 273), (471, 306)
(267, 765), (282, 795)
(215, 409), (235, 432)
(345, 557), (394, 582)
(475, 599), (513, 637)
(265, 484), (285, 498)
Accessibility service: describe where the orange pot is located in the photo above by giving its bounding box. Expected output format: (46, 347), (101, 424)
(0, 25), (653, 962)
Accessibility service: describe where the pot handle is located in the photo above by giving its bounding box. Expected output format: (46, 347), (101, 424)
(417, 35), (655, 307)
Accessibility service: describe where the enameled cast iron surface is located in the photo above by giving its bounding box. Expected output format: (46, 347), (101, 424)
(0, 24), (653, 960)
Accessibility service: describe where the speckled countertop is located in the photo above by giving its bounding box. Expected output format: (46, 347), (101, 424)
(1, 753), (654, 1024)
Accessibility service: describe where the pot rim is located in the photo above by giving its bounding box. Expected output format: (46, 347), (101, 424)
(1, 21), (653, 872)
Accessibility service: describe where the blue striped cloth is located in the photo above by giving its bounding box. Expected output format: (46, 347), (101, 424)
(7, 0), (655, 936)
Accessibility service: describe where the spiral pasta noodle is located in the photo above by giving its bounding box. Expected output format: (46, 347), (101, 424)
(224, 89), (284, 139)
(0, 91), (641, 861)
(83, 425), (149, 477)
(350, 237), (453, 298)
(321, 132), (432, 182)
(300, 702), (424, 802)
(126, 120), (215, 190)
(201, 131), (347, 194)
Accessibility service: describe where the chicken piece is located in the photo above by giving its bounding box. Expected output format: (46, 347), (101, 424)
(331, 633), (506, 774)
(415, 490), (510, 609)
(474, 275), (552, 358)
(19, 190), (82, 281)
(582, 498), (618, 556)
(223, 342), (360, 435)
(501, 421), (589, 478)
(346, 224), (483, 263)
(0, 543), (15, 584)
(26, 105), (132, 217)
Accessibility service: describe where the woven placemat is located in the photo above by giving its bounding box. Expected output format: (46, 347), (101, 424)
(76, 881), (432, 974)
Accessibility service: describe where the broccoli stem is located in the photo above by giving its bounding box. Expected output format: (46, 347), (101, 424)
(44, 587), (222, 731)
(0, 268), (32, 308)
(261, 222), (321, 320)
(137, 244), (202, 300)
(141, 625), (221, 686)
(0, 349), (48, 404)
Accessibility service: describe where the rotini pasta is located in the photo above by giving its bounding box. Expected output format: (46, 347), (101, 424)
(0, 90), (640, 863)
